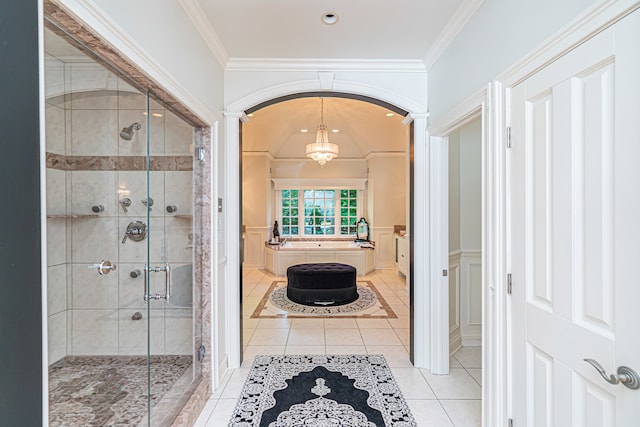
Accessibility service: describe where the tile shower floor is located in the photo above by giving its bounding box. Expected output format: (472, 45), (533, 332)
(195, 268), (482, 427)
(48, 355), (192, 426)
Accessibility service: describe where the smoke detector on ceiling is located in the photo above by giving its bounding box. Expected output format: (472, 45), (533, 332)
(322, 13), (338, 25)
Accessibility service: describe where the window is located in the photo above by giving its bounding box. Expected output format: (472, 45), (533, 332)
(340, 189), (358, 235)
(304, 190), (335, 235)
(280, 189), (359, 237)
(281, 190), (299, 236)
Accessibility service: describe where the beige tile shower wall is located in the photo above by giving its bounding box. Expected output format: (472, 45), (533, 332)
(58, 66), (195, 357)
(45, 55), (69, 364)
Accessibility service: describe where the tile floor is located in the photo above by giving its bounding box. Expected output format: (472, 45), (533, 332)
(194, 269), (482, 427)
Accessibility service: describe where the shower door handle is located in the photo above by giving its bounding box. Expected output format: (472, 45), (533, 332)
(143, 263), (171, 302)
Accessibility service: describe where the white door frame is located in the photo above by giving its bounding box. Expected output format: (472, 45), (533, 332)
(429, 87), (498, 425)
(221, 80), (442, 370)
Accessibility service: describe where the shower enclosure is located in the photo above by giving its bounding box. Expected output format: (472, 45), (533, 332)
(44, 25), (202, 426)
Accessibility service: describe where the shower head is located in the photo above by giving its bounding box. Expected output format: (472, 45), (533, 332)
(120, 122), (141, 141)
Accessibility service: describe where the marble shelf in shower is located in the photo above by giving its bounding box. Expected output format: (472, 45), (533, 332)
(46, 214), (100, 219)
(172, 215), (193, 220)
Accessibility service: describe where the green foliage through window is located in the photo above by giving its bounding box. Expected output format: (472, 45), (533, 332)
(281, 189), (358, 236)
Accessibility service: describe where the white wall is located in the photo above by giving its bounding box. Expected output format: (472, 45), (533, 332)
(242, 155), (272, 226)
(271, 159), (368, 179)
(368, 154), (407, 268)
(448, 118), (482, 349)
(242, 154), (272, 268)
(459, 120), (482, 250)
(428, 0), (597, 121)
(448, 130), (461, 253)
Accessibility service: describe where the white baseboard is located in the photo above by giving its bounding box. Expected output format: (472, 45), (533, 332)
(242, 262), (264, 269)
(214, 360), (232, 394)
(462, 333), (482, 347)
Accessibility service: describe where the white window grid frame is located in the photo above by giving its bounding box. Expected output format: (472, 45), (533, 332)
(276, 188), (363, 238)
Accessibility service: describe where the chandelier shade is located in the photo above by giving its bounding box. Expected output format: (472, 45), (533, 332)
(306, 99), (339, 166)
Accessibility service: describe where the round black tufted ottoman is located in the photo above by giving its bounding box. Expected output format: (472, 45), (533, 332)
(286, 263), (357, 306)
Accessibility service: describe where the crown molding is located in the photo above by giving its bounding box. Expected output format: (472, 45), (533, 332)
(242, 151), (275, 160)
(272, 178), (367, 190)
(225, 57), (427, 73)
(423, 0), (485, 70)
(270, 157), (367, 163)
(178, 0), (229, 68)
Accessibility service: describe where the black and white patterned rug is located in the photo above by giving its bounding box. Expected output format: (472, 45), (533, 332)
(251, 281), (397, 319)
(229, 354), (416, 426)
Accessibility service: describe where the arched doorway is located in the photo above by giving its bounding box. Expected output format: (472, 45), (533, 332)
(220, 81), (440, 374)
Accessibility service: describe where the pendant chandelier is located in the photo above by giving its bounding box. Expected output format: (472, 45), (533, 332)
(306, 98), (339, 166)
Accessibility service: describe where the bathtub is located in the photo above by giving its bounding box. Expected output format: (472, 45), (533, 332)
(264, 240), (375, 276)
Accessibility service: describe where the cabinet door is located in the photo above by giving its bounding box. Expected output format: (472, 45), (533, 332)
(397, 238), (408, 275)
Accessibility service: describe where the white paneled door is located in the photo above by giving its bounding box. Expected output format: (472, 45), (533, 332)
(509, 10), (640, 426)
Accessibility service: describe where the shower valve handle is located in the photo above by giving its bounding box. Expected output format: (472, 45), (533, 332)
(89, 260), (117, 275)
(119, 198), (131, 213)
(121, 221), (147, 244)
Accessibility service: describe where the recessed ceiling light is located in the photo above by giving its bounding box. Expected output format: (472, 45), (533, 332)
(331, 129), (340, 133)
(300, 129), (308, 133)
(386, 113), (395, 117)
(152, 113), (163, 118)
(247, 113), (254, 117)
(322, 13), (339, 25)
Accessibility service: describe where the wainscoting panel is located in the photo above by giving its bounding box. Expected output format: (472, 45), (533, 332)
(372, 227), (396, 269)
(460, 250), (482, 346)
(449, 253), (462, 355)
(243, 227), (269, 269)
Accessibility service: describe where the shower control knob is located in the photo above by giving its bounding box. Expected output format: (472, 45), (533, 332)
(166, 205), (178, 213)
(91, 205), (104, 213)
(130, 269), (142, 279)
(142, 197), (154, 210)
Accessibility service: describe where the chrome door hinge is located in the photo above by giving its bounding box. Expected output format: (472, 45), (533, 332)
(508, 418), (513, 427)
(198, 344), (206, 361)
(507, 126), (512, 148)
(443, 269), (448, 277)
(507, 273), (512, 295)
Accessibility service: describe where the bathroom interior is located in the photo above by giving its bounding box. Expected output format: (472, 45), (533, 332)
(240, 97), (482, 363)
(41, 7), (481, 425)
(44, 23), (206, 426)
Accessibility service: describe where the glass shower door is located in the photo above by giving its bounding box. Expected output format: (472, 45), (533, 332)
(140, 91), (197, 426)
(44, 25), (197, 427)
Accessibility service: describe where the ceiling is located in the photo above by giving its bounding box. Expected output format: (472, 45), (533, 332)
(191, 0), (477, 157)
(242, 97), (408, 157)
(195, 0), (468, 61)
